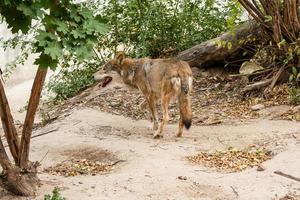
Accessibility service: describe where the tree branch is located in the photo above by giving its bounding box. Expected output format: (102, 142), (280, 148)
(18, 68), (47, 168)
(0, 79), (20, 164)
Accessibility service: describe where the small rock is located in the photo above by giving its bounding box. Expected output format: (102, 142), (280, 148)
(78, 181), (83, 184)
(178, 176), (188, 181)
(257, 165), (266, 171)
(251, 104), (265, 111)
(239, 61), (264, 75)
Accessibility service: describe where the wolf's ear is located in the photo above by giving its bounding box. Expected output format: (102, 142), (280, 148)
(115, 51), (125, 65)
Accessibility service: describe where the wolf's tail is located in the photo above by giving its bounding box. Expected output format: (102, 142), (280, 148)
(178, 65), (193, 129)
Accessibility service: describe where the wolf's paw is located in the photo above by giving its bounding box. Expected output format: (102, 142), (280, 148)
(153, 134), (163, 139)
(176, 132), (183, 138)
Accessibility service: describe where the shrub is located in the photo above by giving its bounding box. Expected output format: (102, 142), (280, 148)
(44, 187), (66, 200)
(47, 0), (242, 101)
(47, 59), (99, 102)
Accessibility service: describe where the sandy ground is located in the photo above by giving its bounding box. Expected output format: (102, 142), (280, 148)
(0, 69), (300, 200)
(1, 108), (300, 200)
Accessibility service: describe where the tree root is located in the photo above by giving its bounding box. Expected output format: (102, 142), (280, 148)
(0, 164), (40, 196)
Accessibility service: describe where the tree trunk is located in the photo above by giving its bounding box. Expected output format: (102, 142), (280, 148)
(177, 21), (260, 68)
(0, 79), (20, 164)
(18, 68), (47, 168)
(0, 165), (39, 196)
(0, 136), (38, 196)
(0, 67), (47, 196)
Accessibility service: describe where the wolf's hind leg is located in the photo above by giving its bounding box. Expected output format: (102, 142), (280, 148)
(146, 96), (158, 131)
(176, 116), (184, 137)
(154, 93), (172, 139)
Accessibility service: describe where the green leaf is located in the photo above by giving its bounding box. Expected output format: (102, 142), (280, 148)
(34, 53), (58, 69)
(289, 75), (294, 83)
(17, 4), (35, 17)
(75, 46), (92, 60)
(292, 67), (298, 76)
(44, 42), (63, 60)
(71, 29), (85, 39)
(297, 73), (300, 81)
(264, 15), (272, 22)
(36, 30), (57, 42)
(227, 42), (232, 50)
(83, 20), (110, 35)
(4, 9), (32, 33)
(79, 7), (93, 19)
(70, 10), (82, 22)
(38, 0), (52, 9)
(55, 21), (69, 34)
(278, 39), (286, 48)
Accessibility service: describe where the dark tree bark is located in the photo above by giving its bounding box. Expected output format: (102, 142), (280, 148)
(177, 21), (260, 68)
(0, 67), (47, 196)
(0, 79), (20, 164)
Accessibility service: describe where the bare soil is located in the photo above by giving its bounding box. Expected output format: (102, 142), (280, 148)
(1, 68), (300, 200)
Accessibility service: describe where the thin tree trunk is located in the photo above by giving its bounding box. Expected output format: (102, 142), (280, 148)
(0, 79), (20, 164)
(0, 136), (11, 170)
(18, 68), (47, 168)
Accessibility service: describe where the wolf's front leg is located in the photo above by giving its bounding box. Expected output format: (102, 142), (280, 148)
(139, 99), (153, 121)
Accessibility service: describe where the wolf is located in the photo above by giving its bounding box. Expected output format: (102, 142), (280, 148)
(103, 52), (193, 139)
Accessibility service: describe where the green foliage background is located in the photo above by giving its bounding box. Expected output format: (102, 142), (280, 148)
(91, 0), (242, 58)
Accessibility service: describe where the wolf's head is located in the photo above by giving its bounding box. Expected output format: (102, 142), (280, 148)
(103, 51), (126, 75)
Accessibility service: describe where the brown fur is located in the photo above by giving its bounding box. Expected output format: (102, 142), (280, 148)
(104, 52), (193, 138)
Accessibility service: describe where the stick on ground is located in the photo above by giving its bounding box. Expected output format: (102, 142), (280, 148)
(274, 171), (300, 182)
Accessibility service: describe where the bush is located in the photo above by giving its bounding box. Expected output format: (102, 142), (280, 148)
(47, 0), (242, 101)
(44, 187), (66, 200)
(47, 59), (99, 102)
(96, 0), (242, 58)
(290, 87), (300, 105)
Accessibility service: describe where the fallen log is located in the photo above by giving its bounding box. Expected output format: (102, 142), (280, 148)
(177, 21), (260, 68)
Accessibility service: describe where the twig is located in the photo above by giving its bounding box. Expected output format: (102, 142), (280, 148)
(110, 159), (126, 166)
(269, 66), (285, 90)
(229, 68), (273, 78)
(38, 150), (49, 164)
(3, 127), (59, 148)
(274, 170), (300, 182)
(230, 186), (239, 197)
(241, 78), (272, 93)
(93, 48), (104, 62)
(31, 127), (59, 139)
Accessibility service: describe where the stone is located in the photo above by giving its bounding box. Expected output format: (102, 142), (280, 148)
(251, 104), (265, 111)
(239, 61), (264, 75)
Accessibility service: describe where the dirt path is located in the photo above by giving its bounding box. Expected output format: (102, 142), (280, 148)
(1, 108), (299, 200)
(1, 69), (300, 199)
